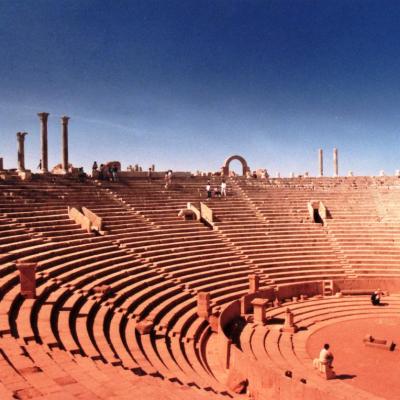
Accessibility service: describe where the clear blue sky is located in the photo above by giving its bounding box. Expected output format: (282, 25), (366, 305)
(1, 0), (400, 176)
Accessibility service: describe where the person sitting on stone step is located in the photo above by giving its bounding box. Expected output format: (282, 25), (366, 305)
(319, 343), (334, 368)
(371, 289), (383, 306)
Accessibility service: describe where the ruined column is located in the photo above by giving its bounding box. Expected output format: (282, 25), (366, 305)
(281, 308), (298, 333)
(38, 112), (49, 173)
(16, 132), (28, 171)
(333, 148), (338, 177)
(318, 148), (323, 177)
(61, 116), (70, 173)
(197, 291), (211, 319)
(0, 157), (3, 170)
(16, 261), (37, 299)
(248, 274), (260, 294)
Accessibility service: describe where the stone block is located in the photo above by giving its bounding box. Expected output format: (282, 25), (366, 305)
(281, 308), (298, 333)
(93, 285), (111, 295)
(251, 298), (269, 324)
(178, 208), (196, 220)
(136, 319), (153, 335)
(18, 170), (32, 180)
(197, 291), (211, 319)
(16, 261), (37, 299)
(226, 369), (248, 394)
(249, 274), (260, 294)
(208, 314), (219, 333)
(313, 359), (336, 380)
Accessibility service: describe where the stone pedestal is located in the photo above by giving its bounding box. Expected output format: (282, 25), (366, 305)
(251, 298), (269, 324)
(197, 291), (211, 319)
(313, 359), (336, 380)
(281, 308), (298, 333)
(16, 262), (37, 299)
(248, 274), (260, 294)
(61, 116), (70, 173)
(38, 112), (49, 173)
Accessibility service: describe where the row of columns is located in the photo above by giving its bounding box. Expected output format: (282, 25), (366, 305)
(318, 148), (338, 177)
(17, 113), (70, 173)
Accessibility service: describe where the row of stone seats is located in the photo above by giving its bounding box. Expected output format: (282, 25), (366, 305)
(210, 179), (346, 284)
(240, 294), (400, 399)
(0, 177), (231, 397)
(1, 240), (232, 398)
(0, 335), (220, 400)
(237, 179), (400, 280)
(89, 177), (269, 394)
(4, 174), (400, 398)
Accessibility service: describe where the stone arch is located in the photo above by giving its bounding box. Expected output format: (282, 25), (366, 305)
(221, 155), (250, 176)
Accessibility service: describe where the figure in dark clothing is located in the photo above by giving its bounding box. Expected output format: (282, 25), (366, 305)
(371, 289), (382, 306)
(78, 167), (86, 183)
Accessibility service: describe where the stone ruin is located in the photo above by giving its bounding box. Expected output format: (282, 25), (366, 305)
(2, 124), (400, 399)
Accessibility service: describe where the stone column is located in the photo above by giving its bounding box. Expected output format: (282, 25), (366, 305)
(249, 274), (260, 294)
(16, 132), (28, 171)
(61, 116), (70, 173)
(0, 157), (3, 170)
(16, 261), (37, 299)
(318, 148), (323, 177)
(251, 298), (269, 324)
(197, 291), (211, 319)
(333, 148), (338, 177)
(38, 112), (49, 173)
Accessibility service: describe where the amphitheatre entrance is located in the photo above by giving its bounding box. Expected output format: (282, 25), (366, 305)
(221, 154), (250, 176)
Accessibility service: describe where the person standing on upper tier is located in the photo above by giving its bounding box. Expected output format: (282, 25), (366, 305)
(206, 181), (212, 200)
(221, 179), (227, 198)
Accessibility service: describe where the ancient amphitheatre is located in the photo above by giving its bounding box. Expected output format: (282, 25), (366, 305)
(2, 115), (400, 400)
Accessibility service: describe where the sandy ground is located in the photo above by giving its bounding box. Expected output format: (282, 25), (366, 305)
(307, 316), (400, 399)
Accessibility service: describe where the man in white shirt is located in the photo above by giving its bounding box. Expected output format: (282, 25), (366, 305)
(206, 181), (212, 201)
(319, 343), (334, 368)
(221, 180), (227, 198)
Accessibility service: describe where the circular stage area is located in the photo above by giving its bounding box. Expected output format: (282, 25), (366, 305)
(307, 316), (400, 399)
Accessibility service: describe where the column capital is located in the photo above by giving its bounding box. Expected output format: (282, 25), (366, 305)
(16, 131), (28, 140)
(37, 112), (50, 121)
(61, 115), (70, 124)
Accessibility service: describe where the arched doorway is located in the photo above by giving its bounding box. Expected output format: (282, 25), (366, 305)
(221, 155), (250, 176)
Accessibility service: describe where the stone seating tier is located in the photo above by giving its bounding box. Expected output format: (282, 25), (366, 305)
(3, 175), (400, 399)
